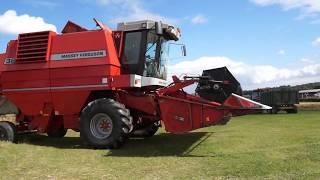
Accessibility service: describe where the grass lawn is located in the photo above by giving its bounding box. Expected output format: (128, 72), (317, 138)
(0, 111), (320, 179)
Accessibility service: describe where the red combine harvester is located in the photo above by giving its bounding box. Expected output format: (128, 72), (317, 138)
(0, 19), (270, 148)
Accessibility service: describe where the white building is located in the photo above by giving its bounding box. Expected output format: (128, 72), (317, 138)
(299, 89), (320, 99)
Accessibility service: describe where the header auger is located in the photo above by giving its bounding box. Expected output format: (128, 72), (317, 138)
(0, 19), (270, 148)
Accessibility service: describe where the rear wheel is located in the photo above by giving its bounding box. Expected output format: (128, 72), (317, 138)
(131, 122), (160, 138)
(0, 122), (16, 142)
(80, 98), (133, 149)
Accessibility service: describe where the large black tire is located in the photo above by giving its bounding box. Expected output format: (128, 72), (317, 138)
(131, 122), (159, 138)
(0, 122), (16, 142)
(80, 98), (133, 149)
(47, 128), (67, 138)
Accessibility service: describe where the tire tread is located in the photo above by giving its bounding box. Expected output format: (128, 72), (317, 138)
(80, 98), (133, 149)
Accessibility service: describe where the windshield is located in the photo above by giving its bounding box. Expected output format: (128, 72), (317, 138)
(120, 29), (170, 80)
(121, 31), (142, 64)
(159, 38), (169, 79)
(144, 30), (158, 77)
(143, 30), (168, 79)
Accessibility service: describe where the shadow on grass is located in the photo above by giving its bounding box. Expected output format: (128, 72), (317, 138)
(16, 132), (214, 157)
(106, 132), (214, 157)
(16, 134), (84, 149)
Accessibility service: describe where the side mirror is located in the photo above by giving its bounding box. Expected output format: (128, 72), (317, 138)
(168, 43), (187, 58)
(155, 21), (163, 35)
(181, 45), (187, 56)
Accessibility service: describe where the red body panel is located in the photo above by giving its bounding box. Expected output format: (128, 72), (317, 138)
(0, 53), (5, 61)
(5, 91), (51, 115)
(4, 40), (18, 59)
(118, 93), (158, 115)
(0, 28), (124, 131)
(158, 95), (226, 132)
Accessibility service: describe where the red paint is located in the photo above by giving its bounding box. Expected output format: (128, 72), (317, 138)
(0, 20), (268, 135)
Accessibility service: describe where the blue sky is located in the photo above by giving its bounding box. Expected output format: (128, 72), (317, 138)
(0, 0), (320, 89)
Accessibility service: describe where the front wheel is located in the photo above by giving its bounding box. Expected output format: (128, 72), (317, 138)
(80, 98), (133, 149)
(0, 122), (16, 142)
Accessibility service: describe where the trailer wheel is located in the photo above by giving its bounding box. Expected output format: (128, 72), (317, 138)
(287, 109), (298, 114)
(271, 107), (278, 114)
(80, 98), (133, 149)
(47, 128), (67, 138)
(0, 122), (16, 142)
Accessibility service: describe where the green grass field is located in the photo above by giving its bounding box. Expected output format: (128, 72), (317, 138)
(1, 111), (320, 179)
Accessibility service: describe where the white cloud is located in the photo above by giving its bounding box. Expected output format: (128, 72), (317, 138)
(278, 49), (286, 55)
(0, 10), (56, 35)
(96, 0), (124, 5)
(312, 37), (320, 47)
(191, 15), (208, 24)
(114, 5), (174, 23)
(250, 0), (320, 17)
(97, 0), (176, 24)
(301, 58), (315, 64)
(168, 56), (320, 90)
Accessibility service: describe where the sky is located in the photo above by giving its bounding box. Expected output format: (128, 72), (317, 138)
(0, 0), (320, 90)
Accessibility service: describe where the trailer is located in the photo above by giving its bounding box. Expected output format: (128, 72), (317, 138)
(0, 19), (270, 148)
(248, 87), (299, 114)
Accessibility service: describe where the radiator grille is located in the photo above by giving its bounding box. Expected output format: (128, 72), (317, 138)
(16, 31), (53, 62)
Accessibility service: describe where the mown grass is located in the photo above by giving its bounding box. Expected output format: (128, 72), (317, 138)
(0, 111), (320, 179)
